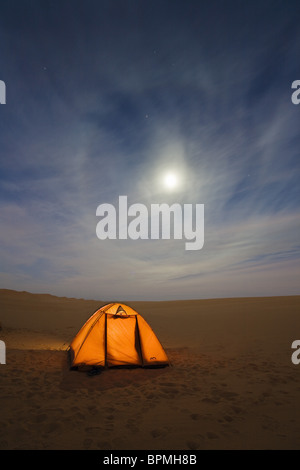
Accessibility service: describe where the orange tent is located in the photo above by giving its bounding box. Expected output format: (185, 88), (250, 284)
(69, 303), (169, 369)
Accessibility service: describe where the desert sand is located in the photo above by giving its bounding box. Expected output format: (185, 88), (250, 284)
(0, 289), (299, 450)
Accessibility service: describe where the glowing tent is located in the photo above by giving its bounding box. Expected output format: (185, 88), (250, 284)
(69, 303), (169, 369)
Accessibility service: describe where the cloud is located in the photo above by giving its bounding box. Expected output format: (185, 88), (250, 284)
(0, 1), (299, 299)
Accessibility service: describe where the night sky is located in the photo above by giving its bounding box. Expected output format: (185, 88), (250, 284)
(0, 0), (299, 300)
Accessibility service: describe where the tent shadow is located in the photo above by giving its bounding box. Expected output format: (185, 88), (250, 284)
(60, 351), (171, 393)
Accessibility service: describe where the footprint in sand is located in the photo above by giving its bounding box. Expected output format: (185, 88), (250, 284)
(223, 415), (233, 422)
(97, 440), (112, 450)
(104, 414), (115, 431)
(206, 431), (219, 439)
(186, 440), (199, 450)
(126, 418), (139, 434)
(201, 397), (219, 404)
(85, 426), (102, 436)
(45, 421), (61, 434)
(151, 428), (166, 438)
(218, 390), (239, 401)
(34, 413), (47, 423)
(83, 438), (93, 449)
(231, 405), (243, 415)
(75, 411), (85, 420)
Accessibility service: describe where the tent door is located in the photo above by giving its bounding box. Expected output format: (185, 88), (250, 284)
(106, 315), (142, 367)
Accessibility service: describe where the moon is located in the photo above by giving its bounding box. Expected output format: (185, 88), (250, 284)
(164, 172), (178, 190)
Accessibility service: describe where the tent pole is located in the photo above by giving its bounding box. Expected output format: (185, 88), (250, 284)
(135, 316), (144, 367)
(105, 313), (107, 368)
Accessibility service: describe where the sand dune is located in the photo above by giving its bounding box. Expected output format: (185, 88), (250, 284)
(0, 289), (299, 450)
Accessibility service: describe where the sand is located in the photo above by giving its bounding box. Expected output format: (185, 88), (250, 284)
(0, 289), (299, 450)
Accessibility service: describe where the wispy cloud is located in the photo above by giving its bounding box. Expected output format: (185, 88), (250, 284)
(0, 1), (299, 299)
